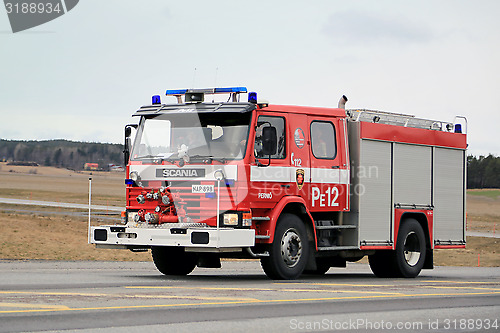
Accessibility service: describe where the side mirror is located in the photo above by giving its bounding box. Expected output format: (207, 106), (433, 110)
(262, 126), (277, 156)
(125, 127), (132, 138)
(123, 124), (138, 165)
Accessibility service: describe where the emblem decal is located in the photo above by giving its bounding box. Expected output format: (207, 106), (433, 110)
(294, 128), (305, 149)
(296, 168), (305, 190)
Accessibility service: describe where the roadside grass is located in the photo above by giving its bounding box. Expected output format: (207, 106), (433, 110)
(467, 189), (500, 199)
(0, 211), (150, 262)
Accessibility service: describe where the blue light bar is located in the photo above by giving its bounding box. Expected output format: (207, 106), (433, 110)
(125, 179), (134, 185)
(214, 87), (247, 93)
(166, 89), (188, 96)
(165, 87), (247, 96)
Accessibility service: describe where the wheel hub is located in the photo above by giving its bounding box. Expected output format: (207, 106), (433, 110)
(403, 231), (421, 266)
(280, 228), (302, 268)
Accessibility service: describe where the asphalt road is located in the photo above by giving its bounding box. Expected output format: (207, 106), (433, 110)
(0, 260), (498, 333)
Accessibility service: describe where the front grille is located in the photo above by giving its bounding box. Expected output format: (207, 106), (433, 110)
(126, 180), (237, 226)
(169, 180), (233, 223)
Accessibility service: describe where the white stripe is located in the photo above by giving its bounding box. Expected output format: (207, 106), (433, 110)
(250, 166), (349, 185)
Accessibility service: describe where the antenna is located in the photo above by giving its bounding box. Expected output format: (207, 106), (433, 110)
(192, 67), (197, 88)
(213, 67), (219, 102)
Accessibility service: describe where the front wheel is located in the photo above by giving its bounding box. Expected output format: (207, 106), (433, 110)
(260, 214), (310, 280)
(151, 246), (197, 276)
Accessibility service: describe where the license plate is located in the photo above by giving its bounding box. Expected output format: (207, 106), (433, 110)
(192, 184), (215, 194)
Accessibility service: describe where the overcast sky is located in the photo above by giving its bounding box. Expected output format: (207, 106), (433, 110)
(1, 0), (499, 156)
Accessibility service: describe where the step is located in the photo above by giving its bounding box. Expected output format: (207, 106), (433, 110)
(255, 235), (270, 240)
(315, 225), (357, 230)
(317, 246), (359, 251)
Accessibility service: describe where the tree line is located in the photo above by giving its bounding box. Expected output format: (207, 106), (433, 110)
(467, 155), (500, 189)
(1, 139), (498, 187)
(0, 139), (123, 170)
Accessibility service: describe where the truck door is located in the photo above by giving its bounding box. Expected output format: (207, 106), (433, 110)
(250, 112), (290, 209)
(308, 116), (348, 212)
(287, 113), (310, 197)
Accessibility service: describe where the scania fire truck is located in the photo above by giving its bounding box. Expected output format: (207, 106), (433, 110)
(90, 87), (467, 280)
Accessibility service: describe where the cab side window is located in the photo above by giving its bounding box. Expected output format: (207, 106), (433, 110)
(311, 121), (336, 159)
(255, 116), (286, 159)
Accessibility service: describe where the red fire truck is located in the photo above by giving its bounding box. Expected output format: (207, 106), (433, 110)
(90, 87), (467, 280)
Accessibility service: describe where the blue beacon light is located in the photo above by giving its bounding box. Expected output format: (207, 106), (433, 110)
(152, 95), (161, 104)
(248, 92), (257, 104)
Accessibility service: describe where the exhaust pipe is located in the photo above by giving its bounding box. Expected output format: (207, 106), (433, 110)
(338, 95), (348, 109)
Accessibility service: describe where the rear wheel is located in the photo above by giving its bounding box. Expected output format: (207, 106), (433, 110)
(151, 246), (197, 276)
(394, 219), (426, 278)
(369, 218), (426, 278)
(261, 214), (310, 280)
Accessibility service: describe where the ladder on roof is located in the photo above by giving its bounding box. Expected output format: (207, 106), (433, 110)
(346, 109), (454, 132)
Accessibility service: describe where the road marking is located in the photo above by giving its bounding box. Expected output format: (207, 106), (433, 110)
(427, 286), (500, 291)
(274, 282), (392, 287)
(0, 291), (257, 302)
(421, 280), (500, 284)
(0, 291), (499, 314)
(276, 281), (500, 291)
(126, 285), (403, 295)
(0, 302), (70, 310)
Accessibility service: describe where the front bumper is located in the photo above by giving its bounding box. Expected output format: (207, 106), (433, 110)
(90, 224), (255, 250)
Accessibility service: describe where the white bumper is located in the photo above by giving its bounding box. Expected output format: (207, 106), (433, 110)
(90, 225), (255, 250)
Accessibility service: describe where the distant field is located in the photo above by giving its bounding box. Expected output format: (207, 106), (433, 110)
(0, 162), (125, 206)
(0, 163), (498, 266)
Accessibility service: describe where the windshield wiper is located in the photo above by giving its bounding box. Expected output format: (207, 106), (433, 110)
(135, 154), (178, 163)
(189, 155), (226, 163)
(134, 154), (158, 160)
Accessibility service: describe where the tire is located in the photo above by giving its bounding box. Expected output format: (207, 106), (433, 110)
(151, 246), (197, 276)
(369, 218), (426, 278)
(394, 218), (426, 278)
(260, 214), (310, 280)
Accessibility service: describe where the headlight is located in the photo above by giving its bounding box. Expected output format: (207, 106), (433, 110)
(223, 213), (238, 226)
(129, 171), (139, 182)
(214, 169), (225, 181)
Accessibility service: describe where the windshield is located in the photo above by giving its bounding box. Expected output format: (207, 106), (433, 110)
(131, 112), (252, 161)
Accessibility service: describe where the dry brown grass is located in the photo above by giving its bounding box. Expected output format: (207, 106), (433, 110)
(0, 163), (498, 266)
(0, 211), (150, 261)
(434, 237), (499, 267)
(0, 162), (125, 206)
(466, 194), (500, 234)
